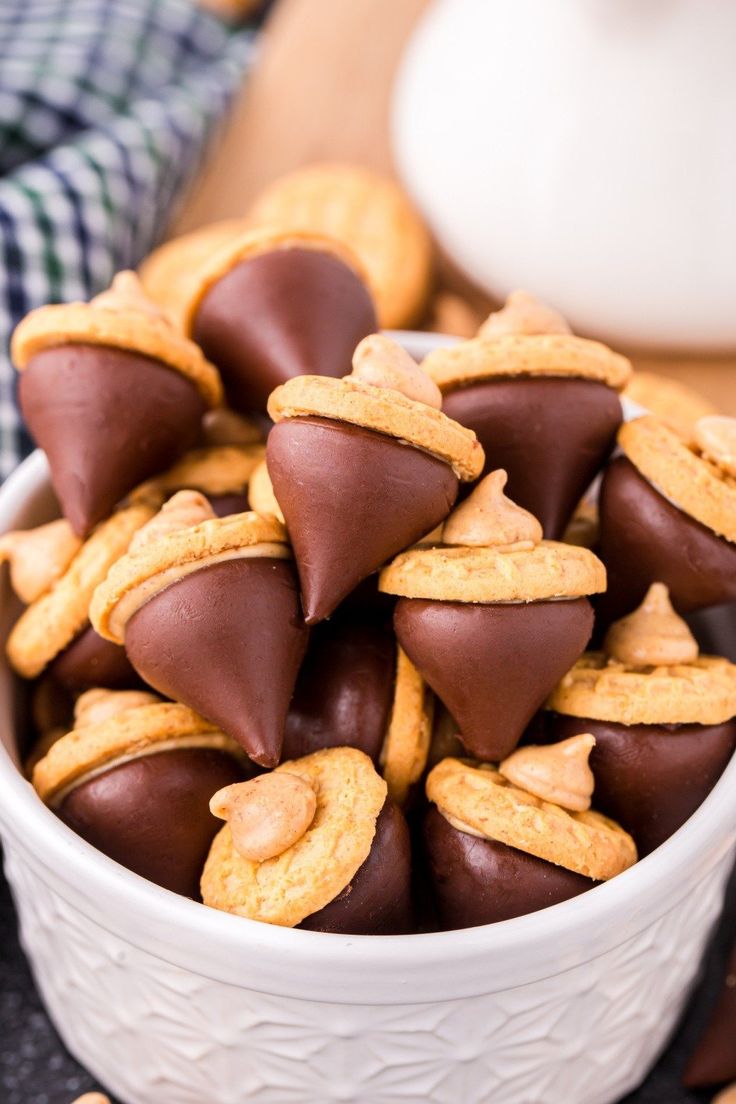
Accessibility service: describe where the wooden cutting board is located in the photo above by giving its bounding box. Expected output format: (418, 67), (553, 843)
(176, 0), (736, 413)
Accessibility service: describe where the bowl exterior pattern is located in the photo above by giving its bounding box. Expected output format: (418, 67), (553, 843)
(4, 835), (732, 1104)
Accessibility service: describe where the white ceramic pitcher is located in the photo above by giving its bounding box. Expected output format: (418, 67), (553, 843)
(393, 0), (736, 350)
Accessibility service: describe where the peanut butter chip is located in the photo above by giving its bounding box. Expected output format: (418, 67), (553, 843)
(351, 333), (443, 409)
(210, 774), (317, 862)
(91, 270), (169, 322)
(499, 733), (596, 812)
(0, 519), (82, 604)
(694, 415), (736, 478)
(478, 290), (572, 338)
(72, 1095), (112, 1104)
(442, 469), (543, 549)
(129, 490), (215, 553)
(604, 583), (699, 667)
(74, 688), (161, 729)
(714, 1084), (736, 1104)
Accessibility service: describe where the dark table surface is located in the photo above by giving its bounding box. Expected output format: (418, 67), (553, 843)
(0, 860), (729, 1104)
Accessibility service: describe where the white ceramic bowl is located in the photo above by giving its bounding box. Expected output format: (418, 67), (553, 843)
(0, 334), (735, 1104)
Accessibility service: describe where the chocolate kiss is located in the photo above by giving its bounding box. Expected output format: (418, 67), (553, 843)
(267, 416), (459, 623)
(300, 801), (412, 934)
(441, 377), (621, 538)
(49, 625), (142, 692)
(546, 713), (736, 857)
(283, 621), (396, 763)
(193, 248), (377, 415)
(57, 746), (245, 898)
(596, 456), (736, 626)
(684, 942), (736, 1088)
(424, 806), (594, 929)
(394, 596), (594, 761)
(124, 558), (309, 767)
(19, 344), (205, 537)
(687, 601), (736, 664)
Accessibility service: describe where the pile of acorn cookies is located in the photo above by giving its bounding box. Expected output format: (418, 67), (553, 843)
(3, 226), (736, 937)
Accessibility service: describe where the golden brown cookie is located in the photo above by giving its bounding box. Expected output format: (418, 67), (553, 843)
(248, 164), (433, 329)
(423, 333), (632, 393)
(33, 701), (241, 805)
(379, 541), (606, 604)
(201, 747), (387, 927)
(180, 226), (367, 337)
(426, 757), (637, 880)
(91, 510), (289, 644)
(547, 652), (736, 726)
(6, 503), (155, 679)
(130, 444), (265, 504)
(380, 648), (433, 806)
(623, 371), (718, 441)
(268, 374), (484, 481)
(139, 219), (251, 328)
(248, 458), (285, 523)
(12, 285), (222, 408)
(201, 407), (264, 448)
(619, 415), (736, 543)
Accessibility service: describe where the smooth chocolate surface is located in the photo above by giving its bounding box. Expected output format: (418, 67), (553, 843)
(424, 806), (594, 929)
(300, 800), (412, 934)
(267, 416), (459, 623)
(193, 248), (377, 414)
(57, 746), (245, 898)
(19, 344), (204, 536)
(684, 942), (736, 1088)
(283, 621), (396, 763)
(394, 596), (594, 761)
(50, 625), (141, 691)
(597, 456), (736, 625)
(441, 377), (621, 538)
(208, 492), (251, 517)
(546, 712), (736, 856)
(124, 557), (309, 767)
(687, 602), (736, 664)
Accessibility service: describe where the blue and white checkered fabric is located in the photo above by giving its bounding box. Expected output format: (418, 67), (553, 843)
(0, 0), (254, 478)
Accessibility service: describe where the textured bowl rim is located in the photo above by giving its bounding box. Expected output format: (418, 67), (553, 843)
(0, 332), (735, 1005)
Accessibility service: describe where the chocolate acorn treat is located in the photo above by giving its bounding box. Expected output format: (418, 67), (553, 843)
(546, 584), (736, 856)
(684, 940), (736, 1090)
(282, 621), (432, 804)
(33, 692), (248, 898)
(184, 228), (378, 415)
(5, 503), (154, 687)
(12, 272), (223, 537)
(380, 471), (606, 761)
(202, 747), (413, 934)
(90, 491), (309, 766)
(422, 290), (631, 538)
(131, 443), (265, 518)
(424, 749), (636, 929)
(598, 415), (736, 623)
(267, 333), (483, 622)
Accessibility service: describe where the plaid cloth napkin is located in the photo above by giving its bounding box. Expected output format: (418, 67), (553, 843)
(0, 0), (254, 479)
